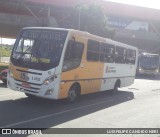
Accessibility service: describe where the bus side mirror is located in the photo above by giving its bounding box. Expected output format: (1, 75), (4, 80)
(62, 65), (68, 71)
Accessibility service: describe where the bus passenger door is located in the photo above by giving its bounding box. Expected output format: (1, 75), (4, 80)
(59, 36), (89, 98)
(76, 37), (103, 94)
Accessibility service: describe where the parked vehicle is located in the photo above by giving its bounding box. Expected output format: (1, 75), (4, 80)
(0, 69), (8, 84)
(137, 53), (159, 76)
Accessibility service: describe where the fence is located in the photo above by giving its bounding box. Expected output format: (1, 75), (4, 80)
(0, 57), (10, 63)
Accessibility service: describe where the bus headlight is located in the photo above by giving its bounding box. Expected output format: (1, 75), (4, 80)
(43, 78), (50, 85)
(156, 69), (159, 72)
(43, 75), (56, 85)
(45, 89), (54, 95)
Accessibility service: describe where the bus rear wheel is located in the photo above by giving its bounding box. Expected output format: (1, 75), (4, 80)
(113, 80), (120, 92)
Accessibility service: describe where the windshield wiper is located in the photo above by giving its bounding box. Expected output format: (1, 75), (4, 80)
(17, 46), (32, 61)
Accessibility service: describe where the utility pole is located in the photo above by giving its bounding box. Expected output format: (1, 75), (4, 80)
(0, 37), (2, 63)
(78, 0), (83, 30)
(78, 7), (81, 30)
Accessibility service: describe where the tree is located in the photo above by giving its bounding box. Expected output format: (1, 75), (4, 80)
(74, 2), (115, 39)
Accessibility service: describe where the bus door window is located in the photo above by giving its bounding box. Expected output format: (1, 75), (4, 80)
(87, 39), (100, 61)
(63, 40), (84, 72)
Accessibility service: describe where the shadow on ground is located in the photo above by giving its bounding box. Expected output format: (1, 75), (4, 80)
(0, 90), (134, 129)
(136, 74), (160, 81)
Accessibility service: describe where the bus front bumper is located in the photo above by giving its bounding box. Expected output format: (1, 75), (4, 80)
(138, 69), (159, 75)
(7, 76), (59, 99)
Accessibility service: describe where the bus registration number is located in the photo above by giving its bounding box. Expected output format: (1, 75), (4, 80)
(22, 82), (31, 88)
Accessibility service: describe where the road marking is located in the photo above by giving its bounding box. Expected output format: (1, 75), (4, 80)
(1, 99), (113, 128)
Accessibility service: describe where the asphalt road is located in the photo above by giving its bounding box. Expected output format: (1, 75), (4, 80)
(0, 75), (160, 137)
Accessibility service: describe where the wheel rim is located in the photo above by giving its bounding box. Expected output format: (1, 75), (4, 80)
(115, 86), (118, 91)
(114, 83), (119, 91)
(68, 88), (76, 101)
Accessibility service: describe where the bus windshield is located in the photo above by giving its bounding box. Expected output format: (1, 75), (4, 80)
(140, 55), (159, 69)
(11, 29), (68, 71)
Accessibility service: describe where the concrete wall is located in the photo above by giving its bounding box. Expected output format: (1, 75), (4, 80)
(0, 13), (58, 37)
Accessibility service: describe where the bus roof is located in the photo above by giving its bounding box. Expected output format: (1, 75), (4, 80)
(22, 27), (138, 50)
(22, 27), (71, 31)
(141, 53), (159, 56)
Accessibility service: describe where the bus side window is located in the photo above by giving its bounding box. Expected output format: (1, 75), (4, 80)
(63, 40), (84, 72)
(87, 39), (100, 61)
(100, 43), (115, 63)
(115, 46), (126, 64)
(127, 49), (136, 64)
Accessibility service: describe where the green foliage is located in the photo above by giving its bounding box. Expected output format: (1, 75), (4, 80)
(0, 45), (12, 57)
(74, 2), (115, 38)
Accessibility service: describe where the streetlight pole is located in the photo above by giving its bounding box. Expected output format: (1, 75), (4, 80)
(78, 0), (83, 31)
(78, 8), (81, 30)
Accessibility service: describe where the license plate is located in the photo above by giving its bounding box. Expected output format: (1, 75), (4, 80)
(22, 82), (31, 88)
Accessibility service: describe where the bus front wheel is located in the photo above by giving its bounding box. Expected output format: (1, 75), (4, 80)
(25, 93), (35, 98)
(67, 84), (80, 102)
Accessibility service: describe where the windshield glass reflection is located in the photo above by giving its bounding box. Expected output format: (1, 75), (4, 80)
(11, 29), (68, 71)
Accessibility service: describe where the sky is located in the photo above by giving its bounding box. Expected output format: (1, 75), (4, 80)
(105, 0), (160, 10)
(0, 38), (15, 45)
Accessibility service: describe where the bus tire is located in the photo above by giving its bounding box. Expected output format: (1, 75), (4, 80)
(113, 80), (120, 92)
(67, 83), (80, 103)
(25, 93), (35, 98)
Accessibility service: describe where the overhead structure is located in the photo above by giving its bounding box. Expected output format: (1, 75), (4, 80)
(0, 0), (160, 53)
